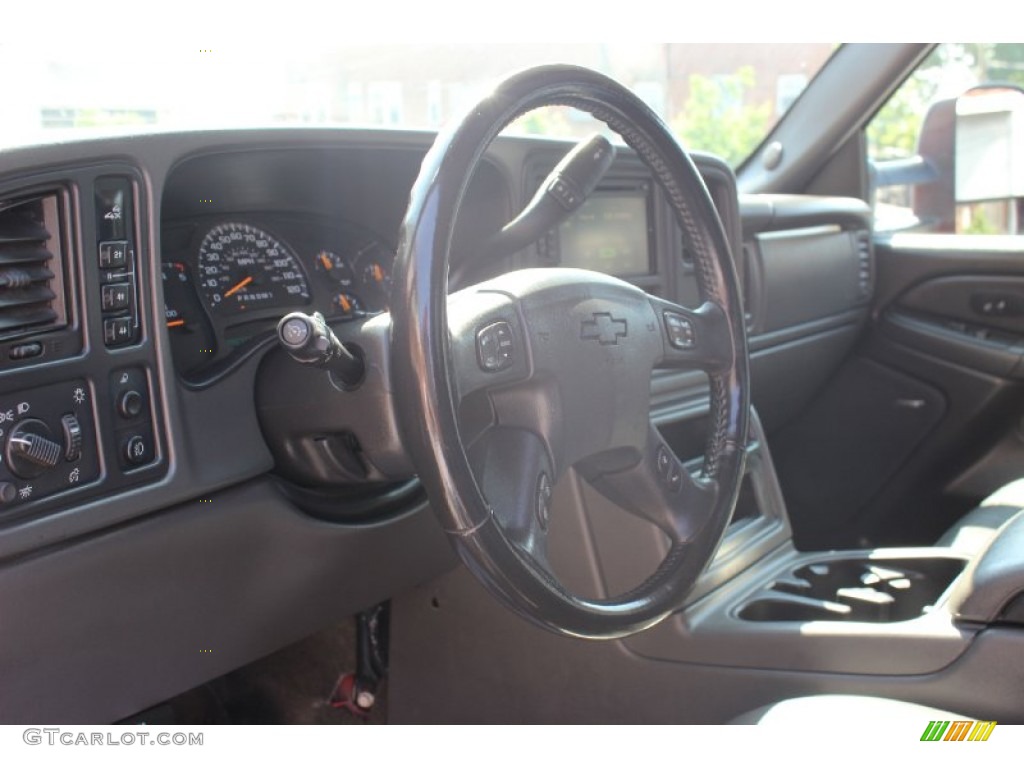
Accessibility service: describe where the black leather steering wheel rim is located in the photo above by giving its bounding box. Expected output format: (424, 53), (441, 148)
(391, 64), (750, 639)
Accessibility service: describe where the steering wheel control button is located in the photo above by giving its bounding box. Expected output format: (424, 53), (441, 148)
(667, 465), (684, 494)
(655, 445), (671, 478)
(60, 414), (83, 461)
(535, 472), (553, 531)
(98, 240), (128, 269)
(655, 444), (683, 492)
(101, 282), (132, 312)
(663, 312), (696, 350)
(124, 434), (152, 467)
(476, 321), (514, 372)
(118, 390), (144, 420)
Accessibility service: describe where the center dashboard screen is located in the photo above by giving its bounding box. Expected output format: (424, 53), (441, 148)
(557, 193), (650, 276)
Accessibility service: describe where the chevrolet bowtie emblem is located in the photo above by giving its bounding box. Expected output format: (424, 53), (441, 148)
(581, 313), (627, 345)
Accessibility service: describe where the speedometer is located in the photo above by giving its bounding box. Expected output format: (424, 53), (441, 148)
(197, 222), (310, 316)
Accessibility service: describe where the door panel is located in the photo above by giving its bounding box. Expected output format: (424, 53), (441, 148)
(772, 234), (1024, 549)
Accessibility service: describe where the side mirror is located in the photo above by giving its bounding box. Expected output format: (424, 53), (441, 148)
(873, 84), (1024, 234)
(955, 86), (1024, 216)
(914, 84), (1024, 233)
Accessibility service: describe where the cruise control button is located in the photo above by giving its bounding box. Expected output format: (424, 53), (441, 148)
(667, 464), (684, 494)
(476, 321), (514, 372)
(663, 312), (696, 350)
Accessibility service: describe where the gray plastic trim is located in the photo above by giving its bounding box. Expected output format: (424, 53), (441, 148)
(0, 477), (455, 724)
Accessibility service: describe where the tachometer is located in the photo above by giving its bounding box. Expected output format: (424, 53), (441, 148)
(197, 222), (310, 316)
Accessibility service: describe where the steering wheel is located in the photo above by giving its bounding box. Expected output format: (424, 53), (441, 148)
(390, 65), (749, 639)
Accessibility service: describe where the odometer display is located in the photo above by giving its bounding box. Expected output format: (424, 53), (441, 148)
(197, 222), (310, 316)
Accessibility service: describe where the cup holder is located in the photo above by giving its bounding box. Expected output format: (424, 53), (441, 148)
(738, 556), (966, 623)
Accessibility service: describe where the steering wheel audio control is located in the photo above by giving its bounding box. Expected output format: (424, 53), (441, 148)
(476, 321), (514, 372)
(663, 312), (697, 350)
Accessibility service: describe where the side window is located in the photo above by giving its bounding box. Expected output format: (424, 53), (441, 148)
(868, 43), (1024, 235)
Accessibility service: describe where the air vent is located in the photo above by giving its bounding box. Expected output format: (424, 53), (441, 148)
(0, 193), (68, 339)
(854, 229), (873, 299)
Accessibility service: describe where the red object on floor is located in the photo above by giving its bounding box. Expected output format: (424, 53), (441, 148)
(328, 673), (370, 717)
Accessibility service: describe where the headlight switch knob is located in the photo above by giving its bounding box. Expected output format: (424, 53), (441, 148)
(6, 418), (62, 479)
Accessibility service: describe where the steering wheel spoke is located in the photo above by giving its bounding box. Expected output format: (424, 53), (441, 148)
(648, 296), (734, 374)
(466, 426), (555, 564)
(585, 423), (718, 543)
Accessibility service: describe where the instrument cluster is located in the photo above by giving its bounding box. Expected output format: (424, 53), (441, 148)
(160, 215), (393, 381)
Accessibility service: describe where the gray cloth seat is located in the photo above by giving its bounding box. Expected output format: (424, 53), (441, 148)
(936, 478), (1024, 553)
(732, 694), (967, 725)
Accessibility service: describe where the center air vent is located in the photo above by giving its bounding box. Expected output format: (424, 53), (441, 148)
(0, 194), (68, 339)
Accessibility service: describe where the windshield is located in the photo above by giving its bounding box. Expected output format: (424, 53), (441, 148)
(0, 44), (835, 166)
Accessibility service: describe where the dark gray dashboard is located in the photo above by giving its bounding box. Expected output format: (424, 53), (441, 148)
(0, 128), (873, 723)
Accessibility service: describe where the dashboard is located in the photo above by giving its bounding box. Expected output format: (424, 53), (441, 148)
(0, 127), (873, 724)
